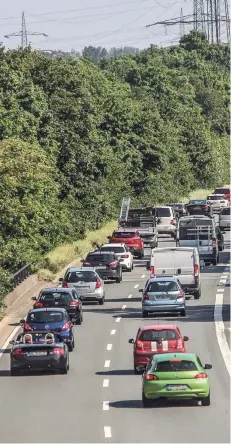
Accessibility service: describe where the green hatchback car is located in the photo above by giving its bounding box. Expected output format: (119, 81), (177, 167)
(139, 353), (212, 407)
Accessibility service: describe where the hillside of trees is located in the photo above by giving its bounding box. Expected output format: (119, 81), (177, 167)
(0, 31), (230, 300)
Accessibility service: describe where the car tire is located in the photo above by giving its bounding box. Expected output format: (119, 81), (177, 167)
(142, 391), (152, 408)
(68, 337), (74, 352)
(76, 316), (82, 325)
(99, 297), (105, 305)
(60, 364), (68, 375)
(116, 273), (122, 283)
(211, 257), (218, 266)
(201, 392), (210, 406)
(194, 289), (201, 300)
(180, 309), (186, 317)
(134, 366), (140, 375)
(142, 311), (148, 318)
(128, 264), (133, 272)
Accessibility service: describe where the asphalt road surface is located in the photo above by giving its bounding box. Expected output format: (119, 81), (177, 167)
(0, 234), (230, 443)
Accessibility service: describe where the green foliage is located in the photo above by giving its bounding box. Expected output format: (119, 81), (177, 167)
(0, 31), (229, 305)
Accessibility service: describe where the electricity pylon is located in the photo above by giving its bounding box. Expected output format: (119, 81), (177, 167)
(4, 12), (48, 48)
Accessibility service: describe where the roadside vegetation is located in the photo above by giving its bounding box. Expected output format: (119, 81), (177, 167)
(0, 30), (229, 306)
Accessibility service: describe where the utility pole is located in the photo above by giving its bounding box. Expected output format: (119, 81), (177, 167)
(180, 8), (186, 37)
(4, 12), (48, 48)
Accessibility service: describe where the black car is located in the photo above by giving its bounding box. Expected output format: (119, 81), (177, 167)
(32, 288), (83, 325)
(186, 200), (213, 217)
(168, 203), (187, 218)
(216, 226), (225, 251)
(10, 331), (69, 375)
(81, 252), (122, 283)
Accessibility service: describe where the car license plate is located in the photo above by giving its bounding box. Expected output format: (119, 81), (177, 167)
(166, 385), (187, 391)
(96, 266), (106, 270)
(28, 351), (47, 357)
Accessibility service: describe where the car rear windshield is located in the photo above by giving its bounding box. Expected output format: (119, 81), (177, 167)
(179, 226), (213, 241)
(100, 246), (125, 253)
(147, 281), (179, 292)
(140, 329), (179, 341)
(66, 271), (97, 283)
(156, 208), (171, 217)
(155, 360), (197, 372)
(113, 232), (136, 238)
(207, 195), (223, 200)
(86, 254), (114, 263)
(188, 200), (207, 205)
(221, 207), (231, 215)
(39, 292), (71, 303)
(215, 188), (230, 195)
(28, 311), (64, 323)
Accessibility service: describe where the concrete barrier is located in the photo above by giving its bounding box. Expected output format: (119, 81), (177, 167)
(3, 274), (39, 310)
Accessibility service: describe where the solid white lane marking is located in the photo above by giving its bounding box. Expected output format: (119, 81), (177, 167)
(122, 305), (127, 310)
(103, 379), (109, 388)
(128, 294), (132, 298)
(104, 360), (110, 368)
(214, 293), (231, 378)
(217, 288), (225, 292)
(107, 344), (112, 351)
(141, 274), (146, 278)
(103, 401), (109, 411)
(110, 329), (116, 335)
(115, 317), (121, 323)
(134, 284), (139, 288)
(104, 427), (112, 438)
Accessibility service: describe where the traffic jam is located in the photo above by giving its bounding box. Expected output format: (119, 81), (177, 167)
(9, 185), (230, 409)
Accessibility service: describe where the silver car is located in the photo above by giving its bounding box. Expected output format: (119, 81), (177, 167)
(59, 267), (105, 304)
(155, 207), (176, 237)
(219, 207), (231, 230)
(139, 276), (186, 317)
(207, 194), (228, 213)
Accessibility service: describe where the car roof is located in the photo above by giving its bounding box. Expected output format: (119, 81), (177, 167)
(180, 215), (211, 219)
(87, 251), (114, 255)
(40, 288), (72, 293)
(208, 194), (225, 197)
(155, 206), (172, 209)
(66, 267), (96, 272)
(101, 243), (125, 247)
(116, 228), (137, 232)
(28, 307), (67, 313)
(140, 325), (178, 332)
(152, 353), (196, 362)
(148, 276), (178, 282)
(215, 186), (230, 189)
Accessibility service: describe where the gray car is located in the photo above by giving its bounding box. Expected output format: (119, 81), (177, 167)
(139, 276), (186, 318)
(219, 206), (231, 230)
(59, 267), (105, 304)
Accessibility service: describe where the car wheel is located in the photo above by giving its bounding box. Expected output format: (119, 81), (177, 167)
(134, 366), (140, 375)
(142, 391), (152, 407)
(128, 263), (133, 272)
(76, 316), (82, 325)
(99, 297), (104, 305)
(201, 392), (210, 406)
(180, 309), (186, 317)
(142, 311), (148, 318)
(68, 337), (74, 352)
(211, 257), (217, 266)
(60, 364), (68, 375)
(11, 368), (20, 376)
(194, 289), (201, 300)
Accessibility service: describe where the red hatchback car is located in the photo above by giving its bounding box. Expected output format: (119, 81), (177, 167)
(128, 325), (189, 373)
(108, 229), (144, 259)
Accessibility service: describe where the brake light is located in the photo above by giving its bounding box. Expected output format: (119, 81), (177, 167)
(177, 290), (184, 299)
(150, 265), (154, 276)
(143, 294), (149, 300)
(202, 205), (208, 209)
(95, 279), (101, 289)
(12, 348), (24, 356)
(61, 322), (71, 331)
(212, 237), (217, 248)
(136, 340), (143, 350)
(62, 282), (68, 288)
(120, 254), (129, 258)
(70, 301), (79, 306)
(145, 374), (158, 380)
(34, 302), (43, 308)
(194, 373), (207, 379)
(83, 262), (92, 267)
(53, 347), (65, 355)
(108, 261), (118, 268)
(194, 264), (199, 279)
(170, 219), (174, 225)
(24, 324), (32, 331)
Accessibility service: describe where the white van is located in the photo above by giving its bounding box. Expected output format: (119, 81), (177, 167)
(146, 247), (201, 299)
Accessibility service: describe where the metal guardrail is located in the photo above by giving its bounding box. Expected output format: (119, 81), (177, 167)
(11, 264), (32, 288)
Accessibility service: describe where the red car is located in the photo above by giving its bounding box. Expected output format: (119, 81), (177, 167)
(108, 229), (144, 259)
(214, 186), (231, 201)
(128, 325), (189, 373)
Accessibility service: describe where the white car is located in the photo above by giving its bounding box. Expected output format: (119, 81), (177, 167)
(207, 194), (228, 212)
(99, 243), (134, 271)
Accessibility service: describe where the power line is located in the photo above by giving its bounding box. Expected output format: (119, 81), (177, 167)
(4, 12), (48, 48)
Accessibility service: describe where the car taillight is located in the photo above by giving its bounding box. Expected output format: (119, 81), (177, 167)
(194, 264), (199, 279)
(53, 347), (65, 355)
(70, 301), (79, 306)
(143, 294), (149, 300)
(12, 348), (24, 356)
(212, 237), (216, 248)
(150, 265), (155, 276)
(136, 340), (143, 350)
(24, 323), (33, 331)
(194, 373), (207, 379)
(108, 261), (118, 268)
(177, 290), (184, 299)
(62, 282), (68, 288)
(120, 254), (129, 258)
(202, 205), (208, 209)
(95, 279), (101, 289)
(145, 374), (159, 381)
(61, 322), (71, 331)
(34, 302), (43, 308)
(82, 262), (92, 267)
(170, 219), (174, 225)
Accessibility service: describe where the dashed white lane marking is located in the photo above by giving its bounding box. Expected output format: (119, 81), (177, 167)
(104, 427), (112, 438)
(214, 292), (231, 379)
(222, 275), (228, 278)
(219, 279), (227, 284)
(134, 284), (139, 288)
(128, 294), (132, 298)
(103, 401), (109, 411)
(110, 329), (116, 335)
(122, 305), (127, 310)
(217, 288), (225, 292)
(115, 317), (121, 323)
(141, 274), (146, 278)
(103, 379), (109, 388)
(104, 360), (110, 368)
(107, 344), (112, 351)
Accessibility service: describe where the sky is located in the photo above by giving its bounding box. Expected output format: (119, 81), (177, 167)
(0, 0), (193, 53)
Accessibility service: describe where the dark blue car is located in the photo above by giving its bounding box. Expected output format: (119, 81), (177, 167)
(20, 308), (75, 351)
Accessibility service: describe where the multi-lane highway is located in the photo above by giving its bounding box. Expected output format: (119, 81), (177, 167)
(0, 234), (230, 443)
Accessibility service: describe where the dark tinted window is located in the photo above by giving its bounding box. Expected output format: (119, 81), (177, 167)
(147, 281), (178, 292)
(39, 292), (71, 303)
(113, 232), (136, 238)
(207, 195), (224, 200)
(140, 329), (179, 341)
(188, 200), (207, 205)
(179, 227), (213, 240)
(66, 271), (97, 282)
(155, 360), (197, 372)
(86, 254), (114, 263)
(28, 311), (64, 323)
(179, 219), (213, 227)
(100, 246), (125, 253)
(221, 207), (231, 215)
(156, 208), (171, 217)
(215, 188), (230, 195)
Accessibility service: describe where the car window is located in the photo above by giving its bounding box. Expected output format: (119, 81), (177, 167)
(139, 329), (179, 341)
(188, 200), (207, 205)
(66, 271), (97, 282)
(113, 232), (136, 238)
(155, 360), (197, 372)
(39, 292), (71, 303)
(86, 254), (114, 263)
(28, 311), (64, 323)
(100, 246), (125, 253)
(215, 188), (230, 195)
(156, 208), (171, 217)
(208, 195), (223, 200)
(147, 281), (178, 292)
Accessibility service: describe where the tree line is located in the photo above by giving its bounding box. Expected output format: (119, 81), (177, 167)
(0, 31), (229, 302)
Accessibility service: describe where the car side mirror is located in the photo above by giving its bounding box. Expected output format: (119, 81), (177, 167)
(204, 364), (212, 370)
(31, 296), (37, 301)
(183, 336), (189, 341)
(9, 340), (15, 345)
(177, 268), (181, 275)
(20, 319), (25, 325)
(146, 261), (150, 271)
(128, 339), (134, 344)
(59, 278), (63, 282)
(137, 365), (145, 373)
(138, 289), (143, 293)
